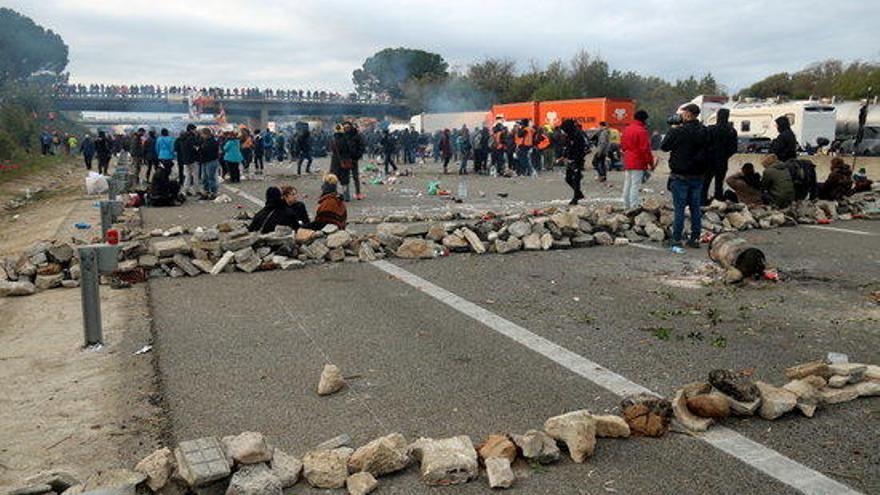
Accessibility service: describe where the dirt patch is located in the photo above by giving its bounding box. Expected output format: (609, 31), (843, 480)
(0, 168), (162, 489)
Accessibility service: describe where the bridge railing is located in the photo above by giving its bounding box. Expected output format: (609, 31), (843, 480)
(53, 87), (393, 105)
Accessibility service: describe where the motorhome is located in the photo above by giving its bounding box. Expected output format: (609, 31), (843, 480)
(708, 100), (836, 148)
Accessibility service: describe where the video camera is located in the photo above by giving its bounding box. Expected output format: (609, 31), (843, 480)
(666, 114), (683, 126)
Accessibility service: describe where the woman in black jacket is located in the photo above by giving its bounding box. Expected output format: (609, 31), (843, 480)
(248, 186), (310, 233)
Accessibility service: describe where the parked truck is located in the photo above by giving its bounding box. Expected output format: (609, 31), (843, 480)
(488, 98), (635, 132)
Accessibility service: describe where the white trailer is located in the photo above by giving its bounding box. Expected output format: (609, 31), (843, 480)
(703, 100), (836, 147)
(409, 111), (489, 134)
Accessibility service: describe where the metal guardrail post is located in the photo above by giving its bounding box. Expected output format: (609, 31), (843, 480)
(77, 244), (119, 347)
(99, 200), (122, 239)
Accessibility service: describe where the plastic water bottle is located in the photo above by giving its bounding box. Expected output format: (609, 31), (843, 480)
(457, 178), (468, 199)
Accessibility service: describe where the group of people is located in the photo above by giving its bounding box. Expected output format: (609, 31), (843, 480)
(647, 104), (871, 251)
(54, 83), (388, 103)
(247, 176), (348, 234)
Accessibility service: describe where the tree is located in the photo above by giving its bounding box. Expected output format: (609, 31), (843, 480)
(0, 8), (68, 84)
(352, 48), (448, 99)
(466, 58), (516, 103)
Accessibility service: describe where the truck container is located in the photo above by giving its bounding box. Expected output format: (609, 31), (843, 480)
(487, 98), (635, 131)
(409, 111), (490, 133)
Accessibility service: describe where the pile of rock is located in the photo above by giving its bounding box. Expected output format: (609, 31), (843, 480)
(671, 361), (880, 432)
(9, 357), (877, 494)
(3, 192), (877, 297)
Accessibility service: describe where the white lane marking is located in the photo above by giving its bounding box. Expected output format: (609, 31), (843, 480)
(371, 259), (861, 495)
(223, 184), (265, 206)
(803, 225), (877, 236)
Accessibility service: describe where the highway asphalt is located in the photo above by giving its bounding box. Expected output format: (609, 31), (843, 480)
(145, 159), (879, 494)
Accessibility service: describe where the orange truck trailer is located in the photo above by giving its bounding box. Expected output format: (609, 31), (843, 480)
(488, 98), (635, 132)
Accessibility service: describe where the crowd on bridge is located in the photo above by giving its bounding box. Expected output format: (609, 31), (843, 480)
(53, 83), (391, 103)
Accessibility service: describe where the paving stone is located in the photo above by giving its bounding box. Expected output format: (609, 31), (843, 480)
(222, 432), (274, 465)
(485, 457), (514, 489)
(152, 238), (190, 257)
(174, 437), (231, 487)
(409, 436), (478, 486)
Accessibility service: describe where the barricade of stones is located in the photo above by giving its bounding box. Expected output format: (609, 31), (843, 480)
(1, 192), (877, 297)
(8, 360), (877, 494)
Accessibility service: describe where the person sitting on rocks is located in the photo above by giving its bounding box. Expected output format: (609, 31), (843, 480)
(759, 154), (795, 208)
(724, 162), (763, 206)
(310, 174), (347, 230)
(248, 186), (310, 233)
(817, 157), (853, 201)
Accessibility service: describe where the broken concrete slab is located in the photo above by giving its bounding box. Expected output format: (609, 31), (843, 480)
(408, 436), (479, 486)
(543, 410), (597, 463)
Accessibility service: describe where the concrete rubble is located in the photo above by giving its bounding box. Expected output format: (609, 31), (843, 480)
(4, 192), (879, 297)
(8, 352), (877, 493)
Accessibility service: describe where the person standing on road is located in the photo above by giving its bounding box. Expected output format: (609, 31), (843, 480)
(222, 131), (244, 183)
(130, 128), (145, 184)
(143, 130), (159, 182)
(456, 125), (472, 174)
(253, 129), (265, 172)
(296, 127), (313, 174)
(80, 134), (95, 170)
(156, 128), (176, 178)
(197, 128), (220, 199)
(660, 103), (709, 251)
(514, 120), (536, 177)
(592, 121), (610, 182)
(345, 122), (366, 200)
(95, 130), (113, 175)
(769, 116), (797, 162)
(621, 110), (655, 209)
(559, 119), (587, 205)
(380, 128), (398, 175)
(241, 128), (255, 179)
(703, 108), (738, 204)
(179, 124), (200, 195)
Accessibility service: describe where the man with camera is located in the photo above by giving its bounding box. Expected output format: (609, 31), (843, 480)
(660, 103), (709, 251)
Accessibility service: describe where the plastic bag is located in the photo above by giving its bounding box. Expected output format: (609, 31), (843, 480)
(427, 180), (440, 195)
(85, 171), (109, 195)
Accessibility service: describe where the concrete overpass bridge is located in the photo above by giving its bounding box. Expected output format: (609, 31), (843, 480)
(53, 94), (410, 128)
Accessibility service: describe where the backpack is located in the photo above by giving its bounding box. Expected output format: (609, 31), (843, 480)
(785, 159), (818, 200)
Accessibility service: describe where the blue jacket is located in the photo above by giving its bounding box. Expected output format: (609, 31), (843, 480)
(223, 138), (243, 163)
(262, 132), (274, 150)
(156, 136), (176, 160)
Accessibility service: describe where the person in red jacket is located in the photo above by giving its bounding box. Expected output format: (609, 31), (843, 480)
(620, 110), (655, 209)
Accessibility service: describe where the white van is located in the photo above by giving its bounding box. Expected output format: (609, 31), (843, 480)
(705, 100), (836, 148)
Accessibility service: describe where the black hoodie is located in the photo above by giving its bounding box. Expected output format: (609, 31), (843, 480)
(769, 116), (797, 161)
(248, 187), (310, 233)
(707, 108), (738, 167)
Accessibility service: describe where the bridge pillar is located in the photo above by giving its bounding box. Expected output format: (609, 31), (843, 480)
(247, 106), (270, 131)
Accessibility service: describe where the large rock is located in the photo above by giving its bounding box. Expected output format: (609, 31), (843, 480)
(294, 228), (317, 243)
(543, 410), (596, 463)
(594, 414), (631, 438)
(152, 237), (190, 257)
(1, 280), (37, 296)
(326, 231), (352, 249)
(476, 434), (516, 462)
(173, 254), (202, 277)
(221, 233), (257, 252)
(317, 364), (345, 396)
(782, 376), (826, 401)
(785, 361), (831, 380)
(396, 238), (437, 259)
(134, 447), (175, 491)
(268, 449), (302, 488)
(442, 234), (469, 252)
(507, 220), (531, 238)
(686, 392), (730, 419)
(346, 472), (378, 495)
(34, 274), (63, 290)
(223, 432), (274, 465)
(714, 391), (761, 416)
(226, 463), (282, 495)
(426, 224), (447, 242)
(494, 238), (522, 254)
(211, 251), (235, 275)
(510, 430), (559, 464)
(80, 468), (146, 494)
(47, 243), (74, 264)
(522, 233), (542, 251)
(816, 385), (861, 404)
(756, 381), (798, 420)
(549, 212), (579, 233)
(302, 448), (353, 489)
(485, 457), (515, 489)
(672, 389), (713, 432)
(620, 394), (672, 437)
(24, 471), (80, 494)
(303, 241), (330, 260)
(460, 228), (486, 254)
(348, 433), (410, 476)
(175, 437), (232, 487)
(409, 436), (479, 486)
(709, 369), (759, 402)
(376, 223), (408, 237)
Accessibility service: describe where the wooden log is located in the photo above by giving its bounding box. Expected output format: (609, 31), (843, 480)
(709, 233), (766, 277)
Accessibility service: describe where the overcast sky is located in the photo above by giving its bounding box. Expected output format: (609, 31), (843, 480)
(6, 0), (878, 93)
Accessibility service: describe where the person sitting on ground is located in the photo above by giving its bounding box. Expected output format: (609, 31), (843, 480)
(248, 186), (310, 233)
(147, 165), (184, 207)
(281, 185), (310, 229)
(817, 157), (853, 201)
(759, 154), (795, 208)
(724, 162), (763, 206)
(852, 167), (873, 193)
(310, 174), (347, 230)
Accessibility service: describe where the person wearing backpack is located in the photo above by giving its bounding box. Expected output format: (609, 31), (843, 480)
(786, 159), (818, 200)
(704, 108), (738, 204)
(759, 154), (795, 208)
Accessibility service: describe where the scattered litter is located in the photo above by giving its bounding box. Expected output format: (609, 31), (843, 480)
(74, 222), (91, 229)
(572, 296), (580, 302)
(84, 343), (104, 352)
(134, 345), (153, 355)
(826, 352), (849, 364)
(763, 270), (779, 281)
(213, 194), (232, 204)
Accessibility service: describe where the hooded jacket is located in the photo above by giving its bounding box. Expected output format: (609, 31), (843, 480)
(769, 116), (797, 162)
(660, 119), (709, 177)
(761, 161), (795, 208)
(818, 164), (853, 201)
(707, 109), (738, 167)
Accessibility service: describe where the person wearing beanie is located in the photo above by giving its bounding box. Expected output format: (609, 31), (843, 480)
(660, 103), (708, 250)
(704, 107), (738, 204)
(311, 174), (347, 229)
(620, 109), (655, 209)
